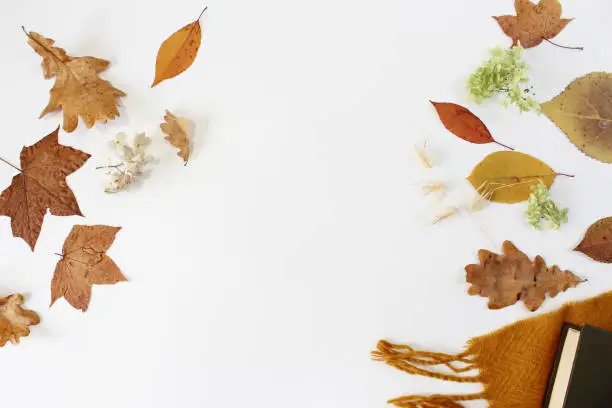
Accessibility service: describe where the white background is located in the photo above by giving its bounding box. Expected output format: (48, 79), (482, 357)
(1, 1), (611, 407)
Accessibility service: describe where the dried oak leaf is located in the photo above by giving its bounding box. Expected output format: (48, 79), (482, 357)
(542, 72), (612, 163)
(152, 8), (207, 87)
(23, 28), (126, 133)
(160, 110), (191, 163)
(51, 225), (126, 312)
(430, 101), (513, 149)
(575, 217), (612, 263)
(0, 294), (40, 347)
(466, 241), (581, 311)
(494, 0), (572, 49)
(467, 151), (559, 204)
(0, 127), (90, 250)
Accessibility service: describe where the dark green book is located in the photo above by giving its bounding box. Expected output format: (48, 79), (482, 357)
(543, 324), (612, 407)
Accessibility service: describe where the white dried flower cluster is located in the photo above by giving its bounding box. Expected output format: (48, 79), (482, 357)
(101, 132), (154, 193)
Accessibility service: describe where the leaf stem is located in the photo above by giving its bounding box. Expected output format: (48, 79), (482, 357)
(493, 140), (515, 151)
(543, 38), (583, 51)
(196, 6), (208, 21)
(95, 163), (124, 170)
(54, 253), (63, 258)
(0, 157), (22, 172)
(556, 172), (575, 178)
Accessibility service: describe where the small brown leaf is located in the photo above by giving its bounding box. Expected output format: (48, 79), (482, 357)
(575, 217), (612, 263)
(0, 127), (90, 250)
(51, 225), (126, 312)
(23, 28), (126, 132)
(493, 0), (573, 49)
(0, 294), (40, 347)
(430, 101), (513, 149)
(466, 240), (582, 311)
(152, 8), (207, 87)
(161, 110), (191, 163)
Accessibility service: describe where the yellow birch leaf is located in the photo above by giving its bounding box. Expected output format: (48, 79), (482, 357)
(467, 151), (559, 204)
(541, 72), (612, 163)
(160, 110), (190, 163)
(151, 8), (207, 87)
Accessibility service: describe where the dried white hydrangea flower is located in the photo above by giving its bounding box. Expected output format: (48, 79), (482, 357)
(99, 132), (154, 193)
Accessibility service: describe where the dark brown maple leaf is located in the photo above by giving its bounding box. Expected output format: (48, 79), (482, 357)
(0, 127), (90, 250)
(51, 225), (126, 312)
(494, 0), (573, 49)
(465, 241), (582, 311)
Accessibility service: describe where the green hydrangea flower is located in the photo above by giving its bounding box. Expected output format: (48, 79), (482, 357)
(525, 181), (568, 230)
(467, 44), (541, 113)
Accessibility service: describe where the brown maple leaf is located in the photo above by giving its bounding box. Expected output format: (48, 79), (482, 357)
(0, 294), (40, 347)
(23, 28), (126, 133)
(0, 127), (90, 250)
(465, 241), (582, 311)
(160, 110), (191, 163)
(51, 225), (126, 312)
(493, 0), (573, 49)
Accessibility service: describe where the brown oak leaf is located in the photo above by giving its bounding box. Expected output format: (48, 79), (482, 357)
(0, 127), (90, 250)
(465, 241), (581, 311)
(51, 225), (126, 312)
(494, 0), (572, 49)
(23, 28), (126, 133)
(0, 294), (40, 347)
(160, 110), (191, 163)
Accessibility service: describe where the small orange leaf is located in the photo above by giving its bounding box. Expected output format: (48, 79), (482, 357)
(151, 7), (207, 87)
(575, 217), (612, 263)
(430, 102), (513, 150)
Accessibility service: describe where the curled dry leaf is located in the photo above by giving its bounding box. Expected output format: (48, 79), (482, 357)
(0, 294), (40, 347)
(23, 28), (126, 133)
(152, 8), (207, 87)
(542, 72), (612, 163)
(430, 102), (513, 150)
(51, 225), (126, 312)
(0, 127), (90, 250)
(467, 151), (565, 204)
(575, 217), (612, 263)
(494, 0), (573, 49)
(161, 110), (191, 163)
(466, 241), (582, 311)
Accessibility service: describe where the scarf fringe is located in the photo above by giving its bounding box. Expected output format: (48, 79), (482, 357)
(387, 393), (485, 408)
(372, 340), (485, 407)
(372, 340), (479, 382)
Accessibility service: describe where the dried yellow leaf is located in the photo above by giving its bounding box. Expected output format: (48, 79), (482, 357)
(542, 72), (612, 163)
(160, 110), (191, 163)
(23, 28), (126, 133)
(467, 151), (559, 204)
(152, 8), (207, 87)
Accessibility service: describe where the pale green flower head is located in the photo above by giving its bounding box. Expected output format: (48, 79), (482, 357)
(525, 181), (568, 230)
(467, 43), (541, 113)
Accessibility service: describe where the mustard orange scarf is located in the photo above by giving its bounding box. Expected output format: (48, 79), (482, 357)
(373, 291), (612, 407)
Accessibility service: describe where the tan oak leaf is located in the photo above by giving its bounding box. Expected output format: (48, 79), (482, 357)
(0, 294), (40, 347)
(24, 28), (126, 132)
(160, 110), (191, 163)
(466, 241), (582, 311)
(0, 127), (90, 250)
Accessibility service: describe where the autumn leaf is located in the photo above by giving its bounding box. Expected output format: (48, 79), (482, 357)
(467, 151), (570, 204)
(493, 0), (573, 49)
(0, 294), (40, 347)
(430, 101), (513, 149)
(575, 217), (612, 263)
(23, 28), (126, 133)
(160, 110), (190, 163)
(0, 127), (90, 250)
(466, 241), (582, 311)
(152, 7), (207, 87)
(542, 72), (612, 163)
(51, 225), (126, 312)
